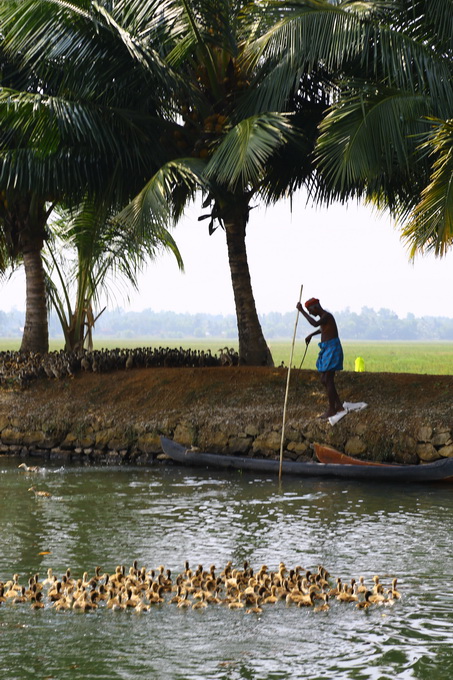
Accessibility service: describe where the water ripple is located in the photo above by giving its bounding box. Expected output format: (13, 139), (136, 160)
(1, 463), (453, 679)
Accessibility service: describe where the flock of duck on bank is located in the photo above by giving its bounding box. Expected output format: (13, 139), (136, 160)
(0, 345), (240, 388)
(0, 561), (401, 614)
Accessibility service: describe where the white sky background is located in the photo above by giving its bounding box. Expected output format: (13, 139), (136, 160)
(1, 190), (452, 319)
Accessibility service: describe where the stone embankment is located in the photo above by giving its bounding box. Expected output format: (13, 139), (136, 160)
(0, 366), (452, 466)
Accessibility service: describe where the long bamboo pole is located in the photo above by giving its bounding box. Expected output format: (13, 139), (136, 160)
(279, 284), (303, 480)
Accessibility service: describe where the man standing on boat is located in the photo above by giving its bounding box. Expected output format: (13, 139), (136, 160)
(296, 298), (344, 419)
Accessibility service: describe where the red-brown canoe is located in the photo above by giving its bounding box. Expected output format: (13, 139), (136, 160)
(314, 444), (400, 467)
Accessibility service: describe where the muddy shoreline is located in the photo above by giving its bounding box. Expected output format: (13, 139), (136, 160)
(0, 367), (452, 465)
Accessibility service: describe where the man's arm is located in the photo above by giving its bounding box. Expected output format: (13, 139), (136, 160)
(305, 329), (321, 345)
(296, 302), (321, 328)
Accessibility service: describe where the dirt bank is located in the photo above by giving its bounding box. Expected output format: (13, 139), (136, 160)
(0, 367), (452, 462)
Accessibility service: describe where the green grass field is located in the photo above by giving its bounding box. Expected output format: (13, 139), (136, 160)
(1, 338), (453, 374)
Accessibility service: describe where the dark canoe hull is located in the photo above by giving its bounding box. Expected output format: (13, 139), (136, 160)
(160, 437), (453, 483)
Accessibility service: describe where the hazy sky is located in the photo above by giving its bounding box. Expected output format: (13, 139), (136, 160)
(1, 191), (452, 318)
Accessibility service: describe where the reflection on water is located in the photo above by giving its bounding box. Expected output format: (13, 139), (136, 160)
(1, 457), (453, 680)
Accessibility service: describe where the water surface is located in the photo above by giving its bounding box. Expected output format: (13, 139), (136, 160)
(1, 457), (452, 679)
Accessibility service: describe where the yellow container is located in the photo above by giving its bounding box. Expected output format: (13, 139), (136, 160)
(355, 356), (365, 372)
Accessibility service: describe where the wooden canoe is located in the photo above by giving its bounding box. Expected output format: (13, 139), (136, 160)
(314, 444), (398, 466)
(160, 437), (453, 483)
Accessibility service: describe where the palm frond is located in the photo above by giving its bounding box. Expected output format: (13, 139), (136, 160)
(315, 86), (431, 197)
(204, 112), (296, 190)
(116, 158), (206, 252)
(402, 118), (453, 257)
(245, 1), (453, 114)
(0, 0), (179, 103)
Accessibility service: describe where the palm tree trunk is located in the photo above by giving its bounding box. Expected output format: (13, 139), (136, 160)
(224, 214), (273, 366)
(20, 247), (49, 354)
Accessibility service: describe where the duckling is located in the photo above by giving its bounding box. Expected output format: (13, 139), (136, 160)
(53, 596), (72, 611)
(206, 587), (223, 605)
(227, 594), (245, 610)
(148, 584), (165, 605)
(371, 575), (381, 594)
(192, 585), (207, 601)
(42, 568), (56, 587)
(369, 584), (386, 604)
(313, 594), (330, 612)
(297, 588), (317, 608)
(336, 583), (353, 603)
(224, 569), (240, 590)
(87, 591), (99, 610)
(134, 600), (150, 613)
(48, 581), (64, 602)
(18, 462), (42, 473)
(340, 582), (359, 603)
(356, 576), (367, 594)
(25, 580), (38, 601)
(96, 584), (109, 602)
(28, 486), (52, 498)
(81, 571), (93, 588)
(192, 591), (208, 610)
(242, 577), (258, 596)
(31, 591), (45, 610)
(383, 592), (395, 607)
(246, 604), (263, 614)
(317, 565), (330, 580)
(110, 565), (125, 587)
(388, 578), (401, 600)
(63, 568), (75, 590)
(93, 565), (104, 583)
(5, 574), (21, 597)
(72, 595), (91, 612)
(176, 590), (191, 609)
(262, 585), (279, 605)
(122, 588), (140, 608)
(272, 562), (287, 587)
(356, 590), (373, 609)
(286, 581), (307, 606)
(160, 569), (173, 593)
(12, 586), (27, 604)
(328, 577), (342, 598)
(169, 584), (184, 605)
(106, 588), (122, 610)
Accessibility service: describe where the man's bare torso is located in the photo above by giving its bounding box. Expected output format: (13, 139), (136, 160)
(319, 312), (339, 343)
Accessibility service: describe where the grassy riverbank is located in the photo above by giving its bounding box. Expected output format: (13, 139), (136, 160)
(1, 338), (452, 374)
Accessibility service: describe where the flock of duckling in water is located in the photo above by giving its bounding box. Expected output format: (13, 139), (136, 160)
(0, 560), (401, 614)
(0, 345), (240, 388)
(14, 461), (402, 616)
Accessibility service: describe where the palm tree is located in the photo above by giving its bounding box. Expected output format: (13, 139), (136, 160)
(0, 190), (52, 353)
(0, 37), (53, 352)
(244, 0), (453, 257)
(308, 1), (453, 254)
(0, 0), (182, 353)
(99, 0), (336, 365)
(1, 0), (344, 365)
(44, 201), (182, 351)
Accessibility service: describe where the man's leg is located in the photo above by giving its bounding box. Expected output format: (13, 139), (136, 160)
(324, 371), (343, 415)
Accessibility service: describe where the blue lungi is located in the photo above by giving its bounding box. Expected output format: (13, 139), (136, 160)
(316, 337), (344, 372)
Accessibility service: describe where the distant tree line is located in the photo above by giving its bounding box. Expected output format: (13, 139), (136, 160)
(1, 307), (453, 342)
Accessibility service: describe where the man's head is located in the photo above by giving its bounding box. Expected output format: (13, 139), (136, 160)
(305, 298), (320, 314)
